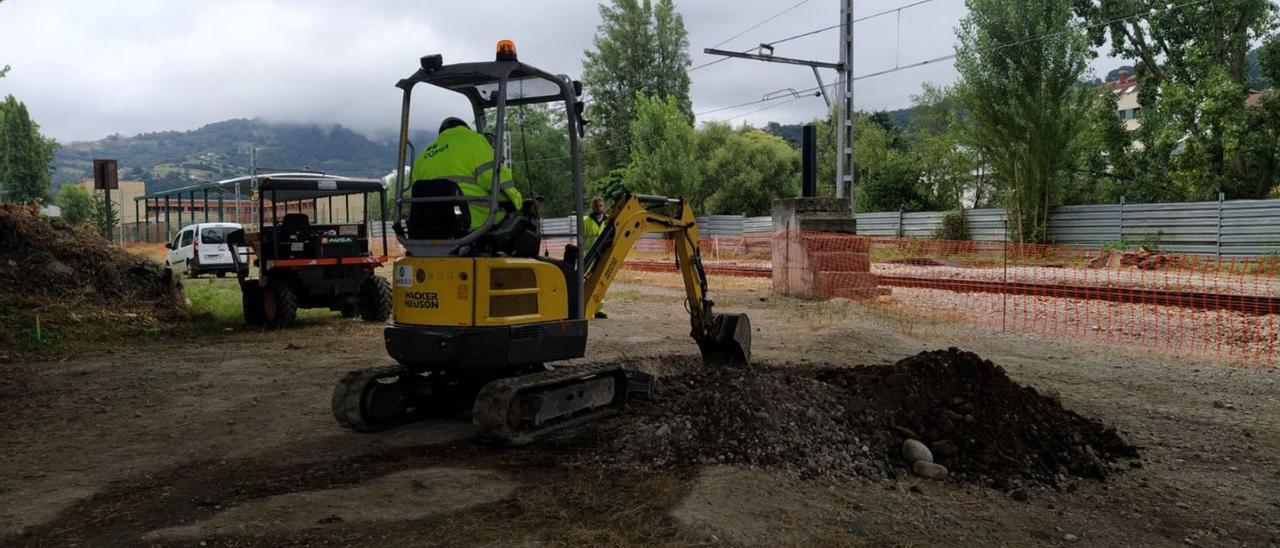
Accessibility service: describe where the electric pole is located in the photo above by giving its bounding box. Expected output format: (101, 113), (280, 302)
(703, 0), (855, 211)
(835, 0), (854, 205)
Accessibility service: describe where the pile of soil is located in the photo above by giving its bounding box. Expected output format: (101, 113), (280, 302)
(0, 203), (185, 314)
(580, 349), (1139, 489)
(1088, 248), (1175, 270)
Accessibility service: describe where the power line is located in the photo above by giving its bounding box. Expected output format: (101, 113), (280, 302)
(707, 0), (814, 50)
(690, 0), (815, 72)
(526, 0), (1212, 170)
(761, 0), (943, 49)
(840, 0), (1212, 83)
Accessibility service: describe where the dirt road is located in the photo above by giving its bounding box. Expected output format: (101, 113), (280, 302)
(2, 281), (1277, 546)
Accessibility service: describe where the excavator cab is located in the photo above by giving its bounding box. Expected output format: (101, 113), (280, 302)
(332, 42), (751, 443)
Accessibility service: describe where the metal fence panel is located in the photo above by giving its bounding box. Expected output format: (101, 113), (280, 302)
(858, 198), (1280, 257)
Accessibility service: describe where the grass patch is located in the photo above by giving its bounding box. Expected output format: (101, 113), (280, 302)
(1, 278), (346, 362)
(183, 277), (337, 327)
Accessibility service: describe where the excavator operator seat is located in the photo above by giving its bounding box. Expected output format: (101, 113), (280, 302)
(408, 180), (470, 240)
(280, 213), (311, 241)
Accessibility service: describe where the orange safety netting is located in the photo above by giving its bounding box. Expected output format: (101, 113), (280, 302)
(611, 231), (1280, 366)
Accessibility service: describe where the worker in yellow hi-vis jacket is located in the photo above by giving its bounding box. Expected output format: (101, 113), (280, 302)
(582, 196), (607, 319)
(410, 117), (523, 230)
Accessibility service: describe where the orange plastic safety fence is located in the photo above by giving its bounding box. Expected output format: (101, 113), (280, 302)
(607, 230), (1279, 366)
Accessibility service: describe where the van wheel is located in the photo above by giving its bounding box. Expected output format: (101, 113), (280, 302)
(186, 259), (198, 279)
(264, 281), (299, 328)
(216, 271), (227, 279)
(358, 276), (392, 322)
(242, 283), (265, 327)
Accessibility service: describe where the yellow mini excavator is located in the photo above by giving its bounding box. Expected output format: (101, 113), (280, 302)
(332, 41), (751, 444)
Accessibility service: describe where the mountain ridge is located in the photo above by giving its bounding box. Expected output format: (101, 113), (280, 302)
(52, 118), (407, 193)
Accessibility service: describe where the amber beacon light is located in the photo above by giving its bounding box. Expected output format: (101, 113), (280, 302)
(496, 39), (518, 61)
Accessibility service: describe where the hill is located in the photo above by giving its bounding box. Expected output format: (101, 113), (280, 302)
(52, 119), (404, 193)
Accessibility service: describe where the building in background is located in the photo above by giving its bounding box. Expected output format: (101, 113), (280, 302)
(75, 178), (145, 226)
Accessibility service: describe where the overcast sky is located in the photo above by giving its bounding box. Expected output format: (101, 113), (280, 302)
(0, 0), (1125, 143)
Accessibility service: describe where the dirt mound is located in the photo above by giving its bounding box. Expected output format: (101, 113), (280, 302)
(0, 203), (185, 313)
(580, 349), (1138, 489)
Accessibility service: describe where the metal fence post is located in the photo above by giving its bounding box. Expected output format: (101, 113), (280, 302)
(1118, 196), (1126, 244)
(1216, 192), (1224, 261)
(897, 209), (904, 238)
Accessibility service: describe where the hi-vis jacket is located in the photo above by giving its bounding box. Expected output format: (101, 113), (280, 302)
(410, 126), (523, 230)
(582, 213), (605, 249)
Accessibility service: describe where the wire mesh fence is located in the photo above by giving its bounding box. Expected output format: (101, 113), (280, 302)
(614, 231), (1280, 366)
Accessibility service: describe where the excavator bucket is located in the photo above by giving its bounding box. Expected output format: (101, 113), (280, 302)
(698, 313), (752, 366)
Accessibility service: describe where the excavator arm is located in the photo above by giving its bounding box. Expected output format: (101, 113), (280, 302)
(581, 194), (751, 366)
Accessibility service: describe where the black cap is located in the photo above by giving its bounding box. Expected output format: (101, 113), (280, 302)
(439, 117), (469, 133)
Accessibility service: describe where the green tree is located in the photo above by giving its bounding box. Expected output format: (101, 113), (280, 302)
(509, 104), (575, 216)
(652, 0), (692, 118)
(582, 0), (692, 176)
(957, 0), (1095, 242)
(1069, 86), (1143, 203)
(852, 114), (933, 212)
(621, 94), (699, 205)
(1073, 0), (1279, 199)
(93, 195), (118, 239)
(907, 84), (985, 208)
(57, 184), (95, 225)
(0, 95), (59, 203)
(695, 122), (799, 215)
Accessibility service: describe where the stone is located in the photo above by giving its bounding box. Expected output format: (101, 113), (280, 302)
(46, 260), (75, 277)
(1010, 488), (1029, 502)
(911, 461), (948, 480)
(1063, 533), (1079, 542)
(902, 439), (933, 464)
(285, 343), (301, 350)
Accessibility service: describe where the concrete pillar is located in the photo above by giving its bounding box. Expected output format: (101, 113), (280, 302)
(771, 197), (882, 299)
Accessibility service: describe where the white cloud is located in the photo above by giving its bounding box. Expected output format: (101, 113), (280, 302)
(0, 0), (1123, 142)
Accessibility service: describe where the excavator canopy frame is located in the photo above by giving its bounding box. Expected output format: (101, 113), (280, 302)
(391, 55), (587, 311)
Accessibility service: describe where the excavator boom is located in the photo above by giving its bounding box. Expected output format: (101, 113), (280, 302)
(582, 193), (751, 366)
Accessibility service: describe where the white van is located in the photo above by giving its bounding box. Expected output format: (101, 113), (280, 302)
(165, 223), (248, 278)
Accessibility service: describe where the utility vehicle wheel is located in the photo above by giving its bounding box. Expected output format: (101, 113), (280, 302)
(263, 281), (299, 328)
(359, 276), (392, 322)
(241, 283), (265, 327)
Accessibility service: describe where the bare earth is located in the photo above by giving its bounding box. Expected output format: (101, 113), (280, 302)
(2, 279), (1278, 547)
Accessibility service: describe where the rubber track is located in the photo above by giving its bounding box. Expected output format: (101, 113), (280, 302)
(332, 365), (415, 432)
(472, 363), (630, 446)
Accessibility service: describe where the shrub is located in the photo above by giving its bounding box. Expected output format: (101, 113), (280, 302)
(933, 210), (969, 241)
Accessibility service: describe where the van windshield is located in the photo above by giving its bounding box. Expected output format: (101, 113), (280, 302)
(200, 227), (236, 244)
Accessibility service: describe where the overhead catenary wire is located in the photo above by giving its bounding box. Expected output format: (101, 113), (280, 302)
(758, 0), (942, 50)
(690, 0), (815, 72)
(701, 0), (1214, 117)
(534, 0), (1212, 170)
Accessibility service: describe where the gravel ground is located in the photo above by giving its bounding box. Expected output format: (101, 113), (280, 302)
(880, 286), (1280, 365)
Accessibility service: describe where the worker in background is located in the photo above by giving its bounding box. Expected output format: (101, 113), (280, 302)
(410, 117), (523, 230)
(583, 196), (608, 319)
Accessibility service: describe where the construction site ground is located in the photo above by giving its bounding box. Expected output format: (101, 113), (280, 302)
(2, 280), (1277, 547)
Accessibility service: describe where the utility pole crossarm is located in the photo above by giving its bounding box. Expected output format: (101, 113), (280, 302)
(703, 48), (843, 71)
